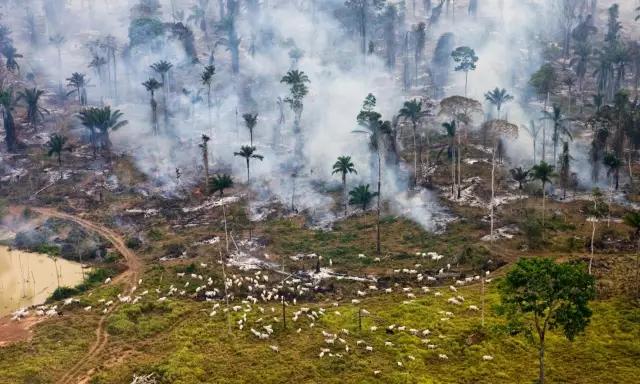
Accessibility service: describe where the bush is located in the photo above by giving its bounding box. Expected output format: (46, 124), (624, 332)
(126, 236), (142, 249)
(50, 286), (79, 301)
(521, 215), (543, 249)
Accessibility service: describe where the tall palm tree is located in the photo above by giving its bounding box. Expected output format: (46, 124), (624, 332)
(531, 161), (556, 238)
(209, 173), (234, 197)
(541, 104), (571, 164)
(0, 87), (17, 152)
(280, 70), (310, 131)
(46, 134), (72, 178)
(88, 55), (107, 88)
(242, 113), (258, 146)
(398, 99), (430, 184)
(142, 78), (162, 135)
(17, 88), (49, 129)
(234, 145), (264, 183)
(349, 184), (378, 212)
(509, 167), (530, 190)
(2, 45), (22, 72)
(49, 34), (65, 83)
(442, 120), (457, 196)
(66, 72), (88, 106)
(484, 87), (513, 119)
(603, 152), (622, 190)
(332, 156), (358, 216)
(201, 65), (215, 131)
(623, 210), (640, 297)
(151, 60), (173, 128)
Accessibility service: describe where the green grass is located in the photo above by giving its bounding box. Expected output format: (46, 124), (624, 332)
(60, 282), (640, 384)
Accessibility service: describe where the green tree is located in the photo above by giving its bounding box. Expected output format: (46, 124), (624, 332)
(242, 113), (258, 146)
(509, 166), (530, 190)
(209, 174), (234, 197)
(451, 46), (478, 97)
(499, 258), (595, 384)
(66, 72), (88, 106)
(484, 87), (513, 119)
(17, 88), (49, 129)
(531, 161), (556, 236)
(348, 184), (378, 211)
(332, 156), (358, 216)
(234, 145), (264, 183)
(603, 152), (622, 190)
(77, 106), (128, 155)
(46, 134), (72, 178)
(0, 87), (17, 152)
(142, 78), (162, 135)
(398, 98), (430, 184)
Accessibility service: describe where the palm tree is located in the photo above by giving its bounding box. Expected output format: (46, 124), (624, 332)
(201, 65), (215, 132)
(332, 156), (358, 216)
(234, 145), (264, 183)
(88, 55), (107, 88)
(209, 174), (234, 196)
(242, 113), (258, 146)
(46, 134), (72, 178)
(0, 87), (17, 152)
(398, 99), (430, 184)
(151, 60), (173, 128)
(531, 161), (556, 238)
(199, 134), (211, 190)
(510, 167), (530, 189)
(66, 72), (88, 106)
(77, 106), (128, 155)
(484, 87), (513, 119)
(280, 69), (310, 145)
(541, 104), (571, 164)
(17, 88), (49, 129)
(142, 78), (162, 135)
(349, 184), (378, 212)
(442, 120), (457, 196)
(603, 152), (622, 190)
(623, 210), (640, 297)
(2, 45), (22, 72)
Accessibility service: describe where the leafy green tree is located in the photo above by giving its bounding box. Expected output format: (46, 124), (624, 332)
(234, 145), (264, 183)
(0, 87), (17, 152)
(17, 88), (49, 129)
(509, 166), (530, 190)
(242, 113), (258, 146)
(46, 134), (72, 178)
(603, 152), (622, 190)
(398, 98), (430, 183)
(348, 184), (378, 211)
(332, 156), (358, 215)
(77, 106), (128, 155)
(498, 258), (595, 384)
(209, 174), (234, 197)
(484, 87), (513, 119)
(451, 46), (478, 97)
(531, 161), (556, 235)
(142, 78), (162, 135)
(66, 72), (88, 106)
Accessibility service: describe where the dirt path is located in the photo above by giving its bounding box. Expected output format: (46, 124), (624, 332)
(0, 207), (141, 384)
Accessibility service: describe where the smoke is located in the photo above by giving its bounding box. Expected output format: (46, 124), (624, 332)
(1, 0), (609, 230)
